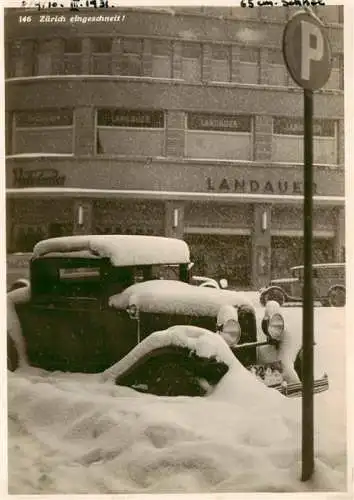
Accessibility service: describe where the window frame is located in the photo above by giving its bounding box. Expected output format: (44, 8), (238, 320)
(95, 108), (166, 156)
(63, 37), (83, 75)
(185, 112), (253, 160)
(210, 43), (232, 83)
(90, 37), (112, 75)
(272, 117), (338, 165)
(12, 109), (75, 155)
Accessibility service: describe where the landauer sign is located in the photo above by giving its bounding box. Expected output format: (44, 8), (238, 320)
(206, 177), (318, 195)
(97, 109), (164, 128)
(273, 117), (335, 137)
(188, 113), (251, 132)
(13, 168), (66, 187)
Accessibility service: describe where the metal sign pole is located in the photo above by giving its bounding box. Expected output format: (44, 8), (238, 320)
(282, 8), (331, 483)
(302, 88), (314, 481)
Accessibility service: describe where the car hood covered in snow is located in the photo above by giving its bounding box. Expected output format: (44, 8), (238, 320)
(109, 280), (253, 317)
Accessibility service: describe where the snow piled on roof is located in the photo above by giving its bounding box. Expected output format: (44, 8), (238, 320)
(109, 280), (252, 317)
(7, 309), (346, 493)
(32, 235), (190, 266)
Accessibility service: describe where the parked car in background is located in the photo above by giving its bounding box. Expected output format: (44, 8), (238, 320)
(191, 275), (228, 290)
(259, 262), (345, 307)
(7, 235), (328, 398)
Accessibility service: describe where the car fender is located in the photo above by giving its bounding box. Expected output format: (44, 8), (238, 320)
(328, 283), (345, 294)
(255, 307), (326, 383)
(7, 295), (30, 369)
(260, 286), (287, 297)
(198, 280), (219, 289)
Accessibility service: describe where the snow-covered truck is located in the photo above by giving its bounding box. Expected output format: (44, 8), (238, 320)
(7, 234), (328, 397)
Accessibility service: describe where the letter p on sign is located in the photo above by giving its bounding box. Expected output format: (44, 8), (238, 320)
(283, 11), (331, 91)
(300, 21), (323, 81)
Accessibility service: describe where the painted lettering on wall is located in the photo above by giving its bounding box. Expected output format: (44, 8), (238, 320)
(97, 109), (164, 128)
(206, 177), (318, 195)
(13, 168), (66, 187)
(188, 113), (251, 132)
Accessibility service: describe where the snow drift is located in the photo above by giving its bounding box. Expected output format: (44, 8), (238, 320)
(7, 308), (346, 494)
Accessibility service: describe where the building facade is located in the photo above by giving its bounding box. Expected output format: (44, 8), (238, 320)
(5, 6), (345, 289)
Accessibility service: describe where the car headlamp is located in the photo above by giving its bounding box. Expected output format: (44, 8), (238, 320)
(268, 312), (284, 342)
(220, 319), (241, 347)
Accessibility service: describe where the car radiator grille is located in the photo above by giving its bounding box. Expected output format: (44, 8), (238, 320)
(236, 305), (258, 366)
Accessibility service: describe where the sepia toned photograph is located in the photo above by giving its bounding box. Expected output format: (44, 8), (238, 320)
(4, 2), (348, 495)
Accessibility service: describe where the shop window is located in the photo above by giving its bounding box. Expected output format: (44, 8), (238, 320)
(120, 38), (143, 76)
(96, 108), (165, 156)
(272, 117), (338, 165)
(239, 47), (259, 84)
(12, 109), (74, 155)
(210, 44), (231, 82)
(185, 233), (251, 288)
(64, 38), (82, 75)
(151, 40), (172, 78)
(92, 201), (164, 235)
(186, 112), (252, 160)
(267, 49), (287, 86)
(91, 37), (112, 75)
(182, 42), (201, 82)
(271, 236), (302, 277)
(12, 225), (47, 252)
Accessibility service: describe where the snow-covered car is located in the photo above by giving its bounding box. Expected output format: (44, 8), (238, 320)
(7, 235), (328, 398)
(191, 275), (228, 290)
(259, 263), (346, 307)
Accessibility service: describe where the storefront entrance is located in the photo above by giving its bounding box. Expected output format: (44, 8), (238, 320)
(185, 233), (251, 289)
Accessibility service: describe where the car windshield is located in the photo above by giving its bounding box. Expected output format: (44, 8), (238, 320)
(291, 268), (303, 279)
(134, 264), (181, 282)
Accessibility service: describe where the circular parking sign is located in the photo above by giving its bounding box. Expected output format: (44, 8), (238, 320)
(283, 11), (332, 90)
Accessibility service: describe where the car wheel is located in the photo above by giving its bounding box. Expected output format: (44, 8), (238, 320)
(259, 293), (267, 307)
(7, 335), (19, 372)
(328, 287), (346, 307)
(261, 289), (285, 307)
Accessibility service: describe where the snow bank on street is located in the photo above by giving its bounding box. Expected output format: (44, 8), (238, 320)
(7, 308), (347, 494)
